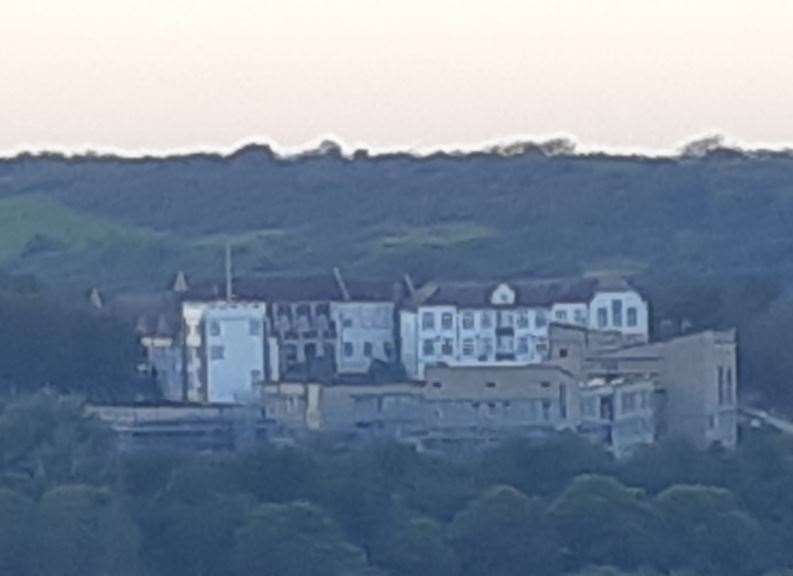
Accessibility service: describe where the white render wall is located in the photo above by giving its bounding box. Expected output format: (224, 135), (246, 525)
(331, 301), (395, 374)
(204, 303), (268, 404)
(588, 290), (649, 342)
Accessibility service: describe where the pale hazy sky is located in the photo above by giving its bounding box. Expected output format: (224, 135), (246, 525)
(2, 0), (793, 154)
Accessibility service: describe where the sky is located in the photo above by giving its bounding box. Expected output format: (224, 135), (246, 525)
(2, 0), (793, 155)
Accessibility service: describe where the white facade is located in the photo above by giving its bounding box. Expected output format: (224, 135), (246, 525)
(331, 301), (395, 374)
(182, 301), (269, 404)
(400, 282), (650, 380)
(588, 289), (649, 343)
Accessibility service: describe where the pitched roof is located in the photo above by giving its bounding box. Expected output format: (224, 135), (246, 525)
(412, 277), (600, 308)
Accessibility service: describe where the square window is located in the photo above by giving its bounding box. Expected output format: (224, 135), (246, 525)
(462, 338), (475, 356)
(462, 312), (474, 330)
(210, 345), (224, 360)
(421, 312), (435, 330)
(422, 339), (435, 356)
(555, 310), (568, 321)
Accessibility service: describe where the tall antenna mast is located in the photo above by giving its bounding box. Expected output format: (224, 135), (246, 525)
(225, 241), (233, 302)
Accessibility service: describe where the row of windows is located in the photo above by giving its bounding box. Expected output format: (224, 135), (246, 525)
(596, 301), (640, 329)
(422, 336), (549, 358)
(421, 309), (549, 331)
(209, 319), (263, 337)
(343, 341), (393, 359)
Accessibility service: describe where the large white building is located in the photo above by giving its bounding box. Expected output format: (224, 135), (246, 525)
(182, 301), (275, 404)
(400, 277), (649, 379)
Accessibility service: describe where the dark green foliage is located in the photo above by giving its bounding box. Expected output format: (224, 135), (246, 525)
(3, 393), (793, 575)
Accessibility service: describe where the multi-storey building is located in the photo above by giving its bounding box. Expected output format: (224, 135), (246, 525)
(400, 277), (649, 379)
(182, 301), (274, 403)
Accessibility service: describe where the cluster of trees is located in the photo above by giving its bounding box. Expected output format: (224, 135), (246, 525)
(3, 392), (793, 576)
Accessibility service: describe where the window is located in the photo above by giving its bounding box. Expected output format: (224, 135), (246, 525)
(555, 310), (568, 321)
(559, 384), (567, 419)
(210, 345), (224, 360)
(462, 338), (475, 356)
(535, 311), (547, 328)
(597, 307), (608, 328)
(383, 342), (393, 359)
(421, 312), (435, 330)
(250, 369), (262, 385)
(480, 311), (493, 328)
(481, 337), (493, 356)
(342, 317), (353, 328)
(709, 414), (717, 429)
(500, 311), (514, 327)
(363, 342), (373, 357)
(422, 339), (435, 356)
(249, 319), (262, 336)
(627, 307), (638, 327)
(574, 309), (587, 325)
(432, 381), (442, 388)
(441, 312), (454, 330)
(612, 299), (623, 327)
(517, 336), (529, 354)
(621, 391), (636, 413)
(441, 338), (454, 356)
(486, 381), (496, 388)
(558, 348), (568, 358)
(209, 321), (221, 336)
(517, 310), (530, 328)
(344, 342), (354, 357)
(462, 311), (474, 330)
(542, 399), (552, 422)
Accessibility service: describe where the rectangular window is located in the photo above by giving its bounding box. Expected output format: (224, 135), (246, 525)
(462, 311), (474, 330)
(342, 317), (353, 328)
(363, 342), (373, 357)
(421, 312), (434, 330)
(612, 300), (623, 327)
(210, 345), (225, 360)
(344, 342), (354, 357)
(621, 391), (636, 413)
(441, 338), (454, 356)
(597, 307), (608, 328)
(559, 384), (567, 419)
(542, 399), (552, 422)
(441, 312), (454, 330)
(209, 321), (221, 336)
(462, 338), (475, 356)
(249, 319), (262, 336)
(422, 339), (435, 356)
(250, 369), (262, 385)
(535, 311), (547, 328)
(574, 309), (587, 325)
(481, 337), (493, 356)
(627, 307), (638, 327)
(517, 310), (530, 328)
(517, 336), (529, 354)
(383, 342), (393, 359)
(480, 311), (493, 329)
(555, 310), (568, 321)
